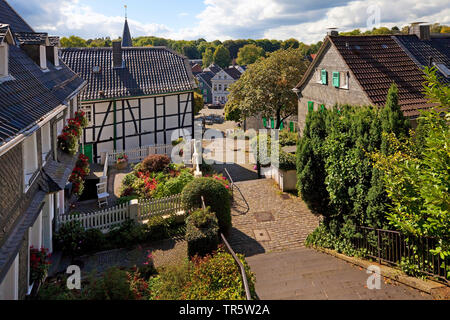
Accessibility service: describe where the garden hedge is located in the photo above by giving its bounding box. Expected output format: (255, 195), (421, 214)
(181, 177), (232, 234)
(185, 208), (219, 258)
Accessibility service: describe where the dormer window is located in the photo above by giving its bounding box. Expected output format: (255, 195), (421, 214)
(0, 42), (8, 78)
(39, 45), (48, 70)
(23, 132), (39, 192)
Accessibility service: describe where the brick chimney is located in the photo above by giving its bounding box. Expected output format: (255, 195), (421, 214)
(112, 41), (123, 68)
(409, 22), (430, 40)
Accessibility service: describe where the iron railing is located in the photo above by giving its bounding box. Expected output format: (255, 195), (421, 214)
(353, 226), (449, 284)
(200, 196), (252, 299)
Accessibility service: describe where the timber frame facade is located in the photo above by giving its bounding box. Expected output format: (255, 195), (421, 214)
(80, 91), (194, 163)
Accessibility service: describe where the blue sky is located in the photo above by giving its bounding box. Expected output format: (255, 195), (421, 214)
(7, 0), (450, 44)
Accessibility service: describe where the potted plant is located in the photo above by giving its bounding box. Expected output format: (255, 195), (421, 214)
(116, 153), (128, 170)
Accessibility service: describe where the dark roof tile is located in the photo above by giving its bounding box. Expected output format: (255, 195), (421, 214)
(60, 47), (196, 101)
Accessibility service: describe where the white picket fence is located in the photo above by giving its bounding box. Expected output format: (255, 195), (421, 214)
(107, 144), (174, 164)
(57, 203), (130, 233)
(138, 194), (183, 222)
(57, 194), (184, 232)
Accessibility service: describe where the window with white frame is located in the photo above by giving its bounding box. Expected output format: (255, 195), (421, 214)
(56, 112), (64, 135)
(81, 105), (92, 125)
(218, 84), (222, 91)
(0, 42), (8, 78)
(340, 71), (349, 89)
(41, 122), (51, 164)
(0, 253), (19, 300)
(23, 132), (38, 190)
(213, 84), (217, 91)
(39, 45), (48, 70)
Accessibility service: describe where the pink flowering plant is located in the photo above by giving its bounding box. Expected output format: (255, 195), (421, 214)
(204, 174), (232, 194)
(117, 153), (128, 165)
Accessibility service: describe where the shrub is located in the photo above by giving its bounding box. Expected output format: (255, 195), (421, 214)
(186, 207), (219, 258)
(106, 220), (147, 248)
(84, 267), (134, 300)
(82, 229), (107, 253)
(149, 261), (191, 300)
(181, 178), (232, 234)
(181, 247), (256, 300)
(142, 154), (171, 173)
(154, 171), (194, 198)
(54, 221), (85, 258)
(146, 215), (169, 241)
(277, 150), (296, 171)
(279, 129), (298, 146)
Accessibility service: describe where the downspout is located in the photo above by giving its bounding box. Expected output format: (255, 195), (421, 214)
(113, 99), (117, 150)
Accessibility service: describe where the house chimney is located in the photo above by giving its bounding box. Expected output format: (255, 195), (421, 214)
(409, 22), (430, 40)
(327, 28), (339, 36)
(112, 41), (123, 68)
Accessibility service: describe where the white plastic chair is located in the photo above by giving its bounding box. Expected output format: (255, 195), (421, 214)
(96, 182), (109, 208)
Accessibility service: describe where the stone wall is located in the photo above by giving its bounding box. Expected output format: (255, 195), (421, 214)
(297, 42), (372, 134)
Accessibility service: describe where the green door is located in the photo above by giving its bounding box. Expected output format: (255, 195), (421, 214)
(82, 144), (93, 163)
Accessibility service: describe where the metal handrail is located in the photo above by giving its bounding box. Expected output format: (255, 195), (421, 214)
(224, 167), (250, 215)
(200, 196), (252, 299)
(221, 233), (252, 300)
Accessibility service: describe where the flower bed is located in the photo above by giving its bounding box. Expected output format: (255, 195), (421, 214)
(69, 154), (90, 196)
(57, 111), (88, 155)
(119, 154), (195, 201)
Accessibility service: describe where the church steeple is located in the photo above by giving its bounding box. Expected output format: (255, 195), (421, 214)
(122, 5), (132, 47)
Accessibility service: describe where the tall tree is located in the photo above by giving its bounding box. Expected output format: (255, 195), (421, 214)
(225, 48), (309, 128)
(236, 44), (265, 65)
(60, 36), (87, 47)
(202, 48), (214, 68)
(213, 45), (232, 69)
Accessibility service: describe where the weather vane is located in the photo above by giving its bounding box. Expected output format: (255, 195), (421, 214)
(125, 4), (127, 19)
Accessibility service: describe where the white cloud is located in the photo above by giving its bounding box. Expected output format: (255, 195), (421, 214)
(6, 0), (450, 43)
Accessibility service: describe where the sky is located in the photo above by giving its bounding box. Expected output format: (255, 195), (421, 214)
(7, 0), (450, 44)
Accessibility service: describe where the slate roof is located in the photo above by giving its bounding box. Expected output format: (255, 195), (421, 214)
(14, 32), (48, 45)
(204, 63), (222, 74)
(224, 67), (242, 80)
(42, 150), (79, 192)
(122, 18), (132, 47)
(393, 35), (450, 84)
(196, 71), (215, 88)
(296, 35), (438, 117)
(60, 46), (197, 101)
(0, 0), (34, 33)
(0, 0), (86, 146)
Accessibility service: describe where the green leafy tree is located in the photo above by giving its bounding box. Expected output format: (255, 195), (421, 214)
(226, 48), (309, 129)
(371, 69), (450, 260)
(236, 44), (265, 65)
(202, 48), (214, 68)
(60, 36), (87, 47)
(213, 45), (232, 69)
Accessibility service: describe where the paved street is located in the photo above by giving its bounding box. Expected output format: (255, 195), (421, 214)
(247, 248), (432, 300)
(226, 178), (432, 300)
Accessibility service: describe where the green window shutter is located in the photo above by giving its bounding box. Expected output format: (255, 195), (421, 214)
(332, 72), (340, 87)
(263, 117), (267, 127)
(320, 104), (325, 112)
(308, 101), (314, 113)
(280, 121), (284, 130)
(289, 121), (294, 132)
(270, 118), (274, 129)
(321, 69), (327, 85)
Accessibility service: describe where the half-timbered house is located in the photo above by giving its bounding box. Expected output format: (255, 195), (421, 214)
(61, 21), (197, 163)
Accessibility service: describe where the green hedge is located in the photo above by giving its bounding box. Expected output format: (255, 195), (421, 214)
(181, 177), (232, 234)
(186, 207), (219, 258)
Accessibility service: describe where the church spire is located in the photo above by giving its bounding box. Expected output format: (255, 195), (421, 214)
(122, 5), (132, 47)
